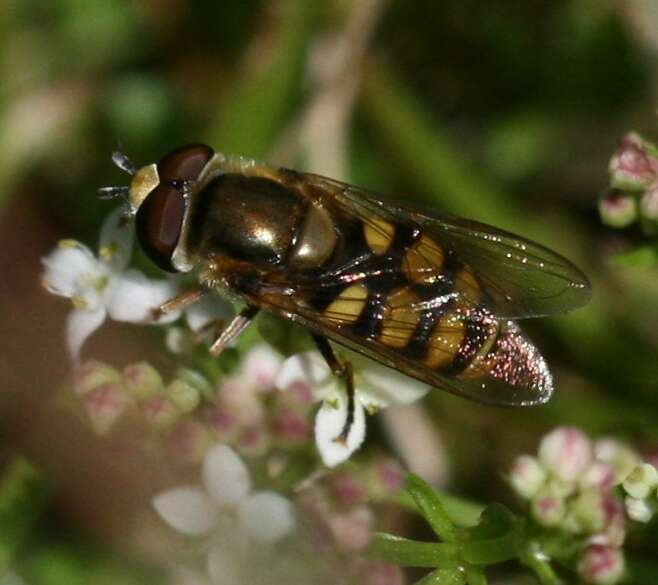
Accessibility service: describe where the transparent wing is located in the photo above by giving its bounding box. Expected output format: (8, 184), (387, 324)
(305, 174), (591, 319)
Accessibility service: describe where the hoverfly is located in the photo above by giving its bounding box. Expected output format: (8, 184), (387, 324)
(100, 144), (591, 437)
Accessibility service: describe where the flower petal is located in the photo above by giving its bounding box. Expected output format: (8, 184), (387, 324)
(106, 269), (179, 323)
(275, 351), (333, 397)
(41, 242), (99, 298)
(66, 308), (106, 363)
(241, 344), (284, 392)
(99, 206), (134, 270)
(237, 491), (294, 543)
(185, 295), (234, 333)
(315, 391), (366, 467)
(359, 363), (429, 408)
(152, 486), (218, 536)
(202, 444), (251, 507)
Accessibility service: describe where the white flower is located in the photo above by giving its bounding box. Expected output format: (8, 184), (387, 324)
(153, 444), (294, 585)
(41, 208), (179, 362)
(275, 351), (429, 467)
(625, 496), (653, 523)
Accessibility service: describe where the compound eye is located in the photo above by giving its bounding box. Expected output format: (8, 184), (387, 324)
(136, 182), (186, 272)
(157, 143), (214, 182)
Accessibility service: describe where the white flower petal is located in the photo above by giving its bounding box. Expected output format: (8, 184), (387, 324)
(202, 444), (251, 507)
(152, 486), (218, 536)
(315, 392), (366, 467)
(106, 270), (179, 323)
(237, 491), (294, 543)
(41, 243), (99, 298)
(241, 344), (284, 391)
(185, 295), (234, 333)
(207, 544), (242, 585)
(99, 206), (134, 270)
(275, 351), (332, 394)
(66, 308), (106, 363)
(359, 363), (429, 408)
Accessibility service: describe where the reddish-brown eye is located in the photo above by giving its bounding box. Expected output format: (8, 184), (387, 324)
(136, 183), (186, 272)
(157, 143), (214, 182)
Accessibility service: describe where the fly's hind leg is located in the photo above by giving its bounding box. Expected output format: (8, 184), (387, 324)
(311, 334), (355, 444)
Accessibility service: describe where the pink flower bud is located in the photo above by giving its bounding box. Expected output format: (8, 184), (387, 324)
(538, 427), (593, 483)
(236, 424), (269, 458)
(598, 190), (637, 229)
(594, 439), (639, 485)
(609, 132), (658, 190)
(580, 462), (615, 491)
(509, 455), (546, 499)
(272, 407), (311, 445)
(531, 487), (566, 527)
(590, 497), (626, 548)
(73, 361), (122, 396)
(83, 383), (132, 435)
(123, 361), (163, 401)
(142, 395), (180, 428)
(328, 471), (367, 507)
(357, 562), (406, 585)
(170, 420), (210, 464)
(578, 545), (625, 585)
(366, 457), (405, 498)
(327, 506), (373, 552)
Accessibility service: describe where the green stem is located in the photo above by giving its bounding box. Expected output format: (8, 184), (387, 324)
(372, 533), (460, 568)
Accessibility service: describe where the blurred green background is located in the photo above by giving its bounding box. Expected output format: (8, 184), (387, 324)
(1, 0), (658, 583)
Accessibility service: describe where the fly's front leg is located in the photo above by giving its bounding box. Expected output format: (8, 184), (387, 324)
(311, 333), (355, 444)
(209, 305), (259, 358)
(151, 288), (206, 321)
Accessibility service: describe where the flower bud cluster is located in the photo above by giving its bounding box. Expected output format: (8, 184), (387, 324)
(297, 455), (406, 584)
(73, 360), (207, 457)
(601, 132), (658, 232)
(508, 427), (653, 584)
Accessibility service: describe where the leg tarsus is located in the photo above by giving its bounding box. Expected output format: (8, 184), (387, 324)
(152, 288), (206, 321)
(209, 305), (259, 358)
(311, 334), (355, 443)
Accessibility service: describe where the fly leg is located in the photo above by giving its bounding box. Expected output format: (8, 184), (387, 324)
(209, 305), (259, 358)
(151, 288), (206, 320)
(311, 334), (355, 444)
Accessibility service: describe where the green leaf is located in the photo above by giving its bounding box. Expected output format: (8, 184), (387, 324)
(405, 474), (458, 543)
(415, 568), (466, 585)
(206, 0), (320, 158)
(371, 533), (460, 568)
(611, 244), (658, 268)
(460, 504), (521, 565)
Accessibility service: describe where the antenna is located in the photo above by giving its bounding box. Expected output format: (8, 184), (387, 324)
(111, 151), (135, 175)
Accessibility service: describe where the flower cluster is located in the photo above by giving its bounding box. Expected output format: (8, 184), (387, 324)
(509, 426), (658, 584)
(40, 208), (231, 362)
(600, 132), (658, 232)
(42, 209), (430, 469)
